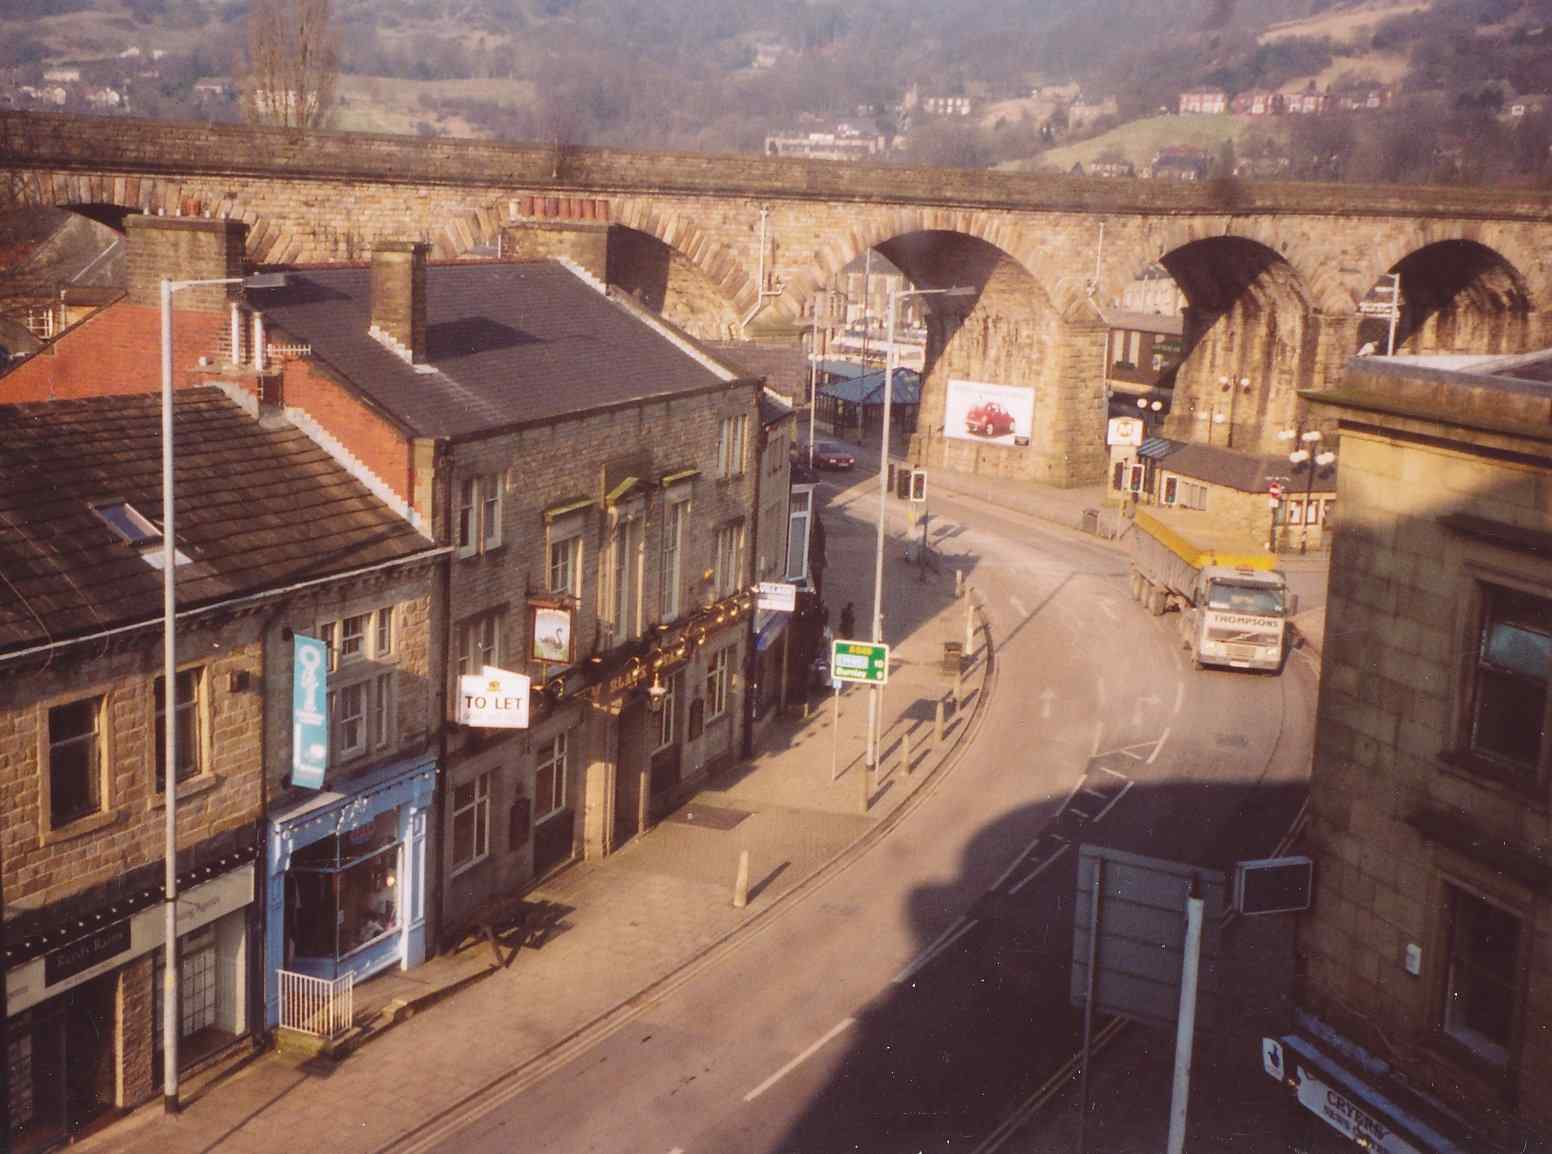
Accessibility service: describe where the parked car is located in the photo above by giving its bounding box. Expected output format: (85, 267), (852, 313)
(965, 401), (1016, 438)
(811, 442), (856, 470)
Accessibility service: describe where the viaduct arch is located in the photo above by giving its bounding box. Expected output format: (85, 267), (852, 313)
(4, 111), (1552, 484)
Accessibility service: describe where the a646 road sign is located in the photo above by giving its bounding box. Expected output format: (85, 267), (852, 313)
(832, 639), (889, 685)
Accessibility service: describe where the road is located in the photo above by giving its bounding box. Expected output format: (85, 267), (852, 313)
(421, 475), (1319, 1154)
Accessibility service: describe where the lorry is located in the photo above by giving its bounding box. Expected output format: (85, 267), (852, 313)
(1128, 509), (1298, 672)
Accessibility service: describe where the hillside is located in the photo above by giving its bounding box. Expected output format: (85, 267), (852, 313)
(1002, 115), (1267, 173)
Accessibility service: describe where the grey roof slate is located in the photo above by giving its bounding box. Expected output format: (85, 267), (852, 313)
(253, 261), (737, 439)
(1147, 439), (1338, 494)
(0, 388), (435, 653)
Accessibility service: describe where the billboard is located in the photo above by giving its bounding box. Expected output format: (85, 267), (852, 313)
(945, 379), (1034, 447)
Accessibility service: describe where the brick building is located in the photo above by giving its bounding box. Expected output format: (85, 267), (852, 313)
(0, 388), (440, 1147)
(1280, 350), (1552, 1152)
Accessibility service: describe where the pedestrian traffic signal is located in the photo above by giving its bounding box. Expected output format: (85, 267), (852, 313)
(910, 469), (927, 502)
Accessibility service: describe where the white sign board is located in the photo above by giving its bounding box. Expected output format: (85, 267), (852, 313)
(945, 379), (1035, 448)
(757, 581), (797, 612)
(1293, 1065), (1420, 1154)
(458, 665), (531, 729)
(1107, 416), (1144, 447)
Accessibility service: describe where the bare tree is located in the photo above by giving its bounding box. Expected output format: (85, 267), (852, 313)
(242, 0), (339, 131)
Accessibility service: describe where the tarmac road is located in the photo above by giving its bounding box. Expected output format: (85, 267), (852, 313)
(426, 475), (1319, 1154)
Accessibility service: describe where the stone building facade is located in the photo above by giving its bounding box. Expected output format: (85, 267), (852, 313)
(1285, 351), (1552, 1152)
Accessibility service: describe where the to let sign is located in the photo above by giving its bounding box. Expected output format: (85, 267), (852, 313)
(757, 582), (798, 612)
(832, 639), (889, 685)
(458, 666), (531, 729)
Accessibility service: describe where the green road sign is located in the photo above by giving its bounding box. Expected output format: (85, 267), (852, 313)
(832, 639), (889, 685)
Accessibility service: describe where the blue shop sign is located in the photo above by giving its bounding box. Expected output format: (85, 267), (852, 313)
(292, 633), (328, 790)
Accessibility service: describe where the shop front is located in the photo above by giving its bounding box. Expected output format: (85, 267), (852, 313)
(264, 754), (436, 1027)
(6, 858), (257, 1152)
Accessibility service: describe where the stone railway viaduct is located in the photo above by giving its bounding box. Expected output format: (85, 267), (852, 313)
(4, 110), (1551, 486)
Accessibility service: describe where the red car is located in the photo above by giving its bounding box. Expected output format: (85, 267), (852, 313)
(965, 401), (1016, 438)
(811, 442), (856, 470)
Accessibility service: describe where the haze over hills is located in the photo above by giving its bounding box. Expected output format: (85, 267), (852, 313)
(0, 0), (1549, 183)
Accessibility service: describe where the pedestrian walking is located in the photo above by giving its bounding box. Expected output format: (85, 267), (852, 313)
(839, 601), (856, 639)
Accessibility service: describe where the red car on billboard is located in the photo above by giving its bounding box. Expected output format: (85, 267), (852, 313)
(965, 401), (1016, 438)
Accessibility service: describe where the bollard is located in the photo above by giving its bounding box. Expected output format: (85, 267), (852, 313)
(732, 849), (750, 909)
(955, 568), (964, 599)
(803, 697), (811, 720)
(902, 731), (913, 775)
(935, 698), (945, 745)
(964, 593), (975, 654)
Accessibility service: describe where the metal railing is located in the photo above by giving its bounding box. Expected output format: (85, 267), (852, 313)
(277, 970), (354, 1039)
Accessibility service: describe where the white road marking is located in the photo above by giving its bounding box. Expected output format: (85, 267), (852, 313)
(1039, 688), (1055, 720)
(1010, 843), (1073, 895)
(1172, 647), (1184, 673)
(1098, 601), (1119, 623)
(1091, 720), (1103, 756)
(1010, 595), (1030, 618)
(1090, 779), (1134, 824)
(1147, 726), (1171, 765)
(892, 917), (980, 985)
(742, 1018), (856, 1103)
(1173, 680), (1186, 716)
(1096, 765), (1130, 780)
(991, 833), (1050, 892)
(668, 1148), (686, 1153)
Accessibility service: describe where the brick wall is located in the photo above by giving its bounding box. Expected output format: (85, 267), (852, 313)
(0, 302), (225, 402)
(116, 954), (154, 1107)
(279, 358), (413, 505)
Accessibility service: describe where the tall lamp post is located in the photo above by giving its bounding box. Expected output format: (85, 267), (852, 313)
(866, 282), (973, 769)
(158, 270), (284, 1113)
(1275, 426), (1336, 556)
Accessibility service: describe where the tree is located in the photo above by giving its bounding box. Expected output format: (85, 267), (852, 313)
(242, 0), (339, 130)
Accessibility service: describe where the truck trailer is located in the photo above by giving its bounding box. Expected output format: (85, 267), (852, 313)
(1128, 509), (1298, 672)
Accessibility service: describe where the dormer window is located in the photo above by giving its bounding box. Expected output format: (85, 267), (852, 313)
(93, 501), (161, 546)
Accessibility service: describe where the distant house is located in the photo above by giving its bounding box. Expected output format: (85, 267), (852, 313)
(920, 94), (972, 117)
(1103, 310), (1184, 396)
(1231, 89), (1283, 116)
(1149, 147), (1212, 181)
(84, 87), (122, 110)
(194, 78), (232, 100)
(1177, 88), (1227, 115)
(1087, 159), (1136, 178)
(18, 85), (67, 107)
(42, 67), (80, 84)
(1122, 263), (1186, 317)
(1283, 90), (1329, 115)
(1335, 86), (1391, 112)
(1233, 155), (1292, 179)
(752, 43), (783, 70)
(1510, 93), (1549, 117)
(765, 126), (887, 162)
(1069, 95), (1118, 129)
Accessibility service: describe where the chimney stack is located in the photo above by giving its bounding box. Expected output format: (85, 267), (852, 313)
(125, 216), (248, 311)
(370, 241), (429, 364)
(501, 221), (614, 285)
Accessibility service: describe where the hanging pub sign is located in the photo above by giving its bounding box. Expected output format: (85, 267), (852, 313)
(458, 665), (532, 729)
(530, 602), (575, 665)
(292, 633), (329, 790)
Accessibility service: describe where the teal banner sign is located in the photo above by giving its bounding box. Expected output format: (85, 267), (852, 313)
(292, 634), (328, 790)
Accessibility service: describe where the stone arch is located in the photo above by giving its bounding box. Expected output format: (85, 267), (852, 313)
(784, 207), (1068, 322)
(1131, 216), (1332, 314)
(1354, 223), (1544, 316)
(1355, 235), (1535, 356)
(439, 195), (758, 331)
(10, 168), (298, 264)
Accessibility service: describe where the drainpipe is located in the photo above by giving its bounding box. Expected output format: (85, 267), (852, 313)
(430, 442), (454, 955)
(253, 311), (266, 374)
(740, 206), (786, 333)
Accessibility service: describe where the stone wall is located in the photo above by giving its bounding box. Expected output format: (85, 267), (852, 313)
(1301, 363), (1552, 1148)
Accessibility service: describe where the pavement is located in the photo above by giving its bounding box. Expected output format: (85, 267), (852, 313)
(74, 471), (994, 1154)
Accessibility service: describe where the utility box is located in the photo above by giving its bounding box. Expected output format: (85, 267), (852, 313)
(1234, 856), (1314, 916)
(895, 467), (911, 499)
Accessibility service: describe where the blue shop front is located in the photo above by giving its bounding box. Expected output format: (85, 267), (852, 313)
(264, 754), (437, 1027)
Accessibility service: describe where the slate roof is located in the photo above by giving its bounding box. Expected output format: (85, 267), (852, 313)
(1143, 439), (1338, 494)
(818, 367), (922, 406)
(252, 261), (740, 440)
(0, 388), (436, 654)
(706, 341), (810, 403)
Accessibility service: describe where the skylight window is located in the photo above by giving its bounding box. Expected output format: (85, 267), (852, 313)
(93, 501), (161, 546)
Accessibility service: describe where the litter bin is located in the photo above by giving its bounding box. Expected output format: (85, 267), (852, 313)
(1082, 508), (1100, 535)
(941, 640), (964, 674)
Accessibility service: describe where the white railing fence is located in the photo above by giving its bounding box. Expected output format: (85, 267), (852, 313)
(277, 970), (355, 1039)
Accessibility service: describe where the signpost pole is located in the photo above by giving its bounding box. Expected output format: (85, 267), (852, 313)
(1166, 894), (1205, 1154)
(830, 683), (841, 782)
(1077, 855), (1102, 1154)
(1386, 271), (1401, 356)
(780, 624), (790, 715)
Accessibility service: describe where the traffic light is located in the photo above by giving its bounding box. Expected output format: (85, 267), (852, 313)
(909, 469), (927, 502)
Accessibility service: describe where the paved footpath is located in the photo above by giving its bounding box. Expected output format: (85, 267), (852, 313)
(76, 472), (992, 1154)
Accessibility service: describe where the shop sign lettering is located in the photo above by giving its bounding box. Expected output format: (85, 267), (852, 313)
(44, 921), (131, 987)
(1294, 1065), (1421, 1154)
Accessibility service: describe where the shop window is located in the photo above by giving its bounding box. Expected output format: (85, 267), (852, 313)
(47, 695), (103, 829)
(706, 648), (731, 720)
(1441, 883), (1522, 1067)
(451, 772), (491, 874)
(154, 667), (204, 792)
(1465, 583), (1551, 777)
(535, 732), (568, 821)
(288, 810), (402, 960)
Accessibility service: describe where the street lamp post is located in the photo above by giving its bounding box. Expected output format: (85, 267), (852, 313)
(1276, 426), (1336, 555)
(865, 282), (973, 770)
(158, 270), (283, 1114)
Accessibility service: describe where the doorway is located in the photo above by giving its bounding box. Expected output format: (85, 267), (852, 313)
(613, 704), (645, 850)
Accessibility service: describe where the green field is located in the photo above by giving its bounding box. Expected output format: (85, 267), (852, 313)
(1001, 115), (1281, 173)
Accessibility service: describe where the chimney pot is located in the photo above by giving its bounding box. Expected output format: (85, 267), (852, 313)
(370, 241), (430, 364)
